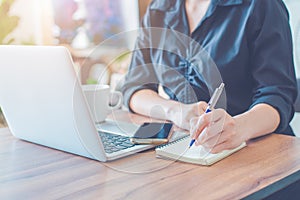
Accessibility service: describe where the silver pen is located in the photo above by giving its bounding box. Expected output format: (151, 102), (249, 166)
(189, 83), (225, 148)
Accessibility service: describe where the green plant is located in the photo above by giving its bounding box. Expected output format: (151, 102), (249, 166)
(86, 78), (98, 85)
(0, 107), (6, 127)
(0, 0), (19, 44)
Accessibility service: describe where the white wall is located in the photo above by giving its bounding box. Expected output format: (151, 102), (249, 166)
(284, 0), (300, 136)
(284, 0), (300, 75)
(7, 0), (54, 45)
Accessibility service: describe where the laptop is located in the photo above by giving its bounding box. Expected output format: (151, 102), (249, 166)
(0, 45), (154, 161)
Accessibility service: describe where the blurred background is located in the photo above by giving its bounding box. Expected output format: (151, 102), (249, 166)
(0, 0), (299, 134)
(0, 0), (152, 127)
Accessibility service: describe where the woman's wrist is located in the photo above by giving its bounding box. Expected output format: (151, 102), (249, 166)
(233, 103), (280, 141)
(130, 89), (184, 123)
(233, 114), (252, 142)
(165, 100), (182, 123)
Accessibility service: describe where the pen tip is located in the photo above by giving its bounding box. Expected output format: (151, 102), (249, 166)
(189, 139), (195, 148)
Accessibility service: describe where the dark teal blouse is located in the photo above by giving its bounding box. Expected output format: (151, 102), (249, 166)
(122, 0), (297, 135)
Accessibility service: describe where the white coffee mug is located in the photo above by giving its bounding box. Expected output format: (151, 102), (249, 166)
(82, 84), (123, 123)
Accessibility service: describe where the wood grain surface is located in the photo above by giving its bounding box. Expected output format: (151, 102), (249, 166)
(1, 111), (300, 199)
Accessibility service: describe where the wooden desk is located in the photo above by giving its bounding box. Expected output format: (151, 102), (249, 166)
(1, 112), (300, 199)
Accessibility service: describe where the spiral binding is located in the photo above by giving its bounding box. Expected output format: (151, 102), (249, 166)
(155, 135), (189, 149)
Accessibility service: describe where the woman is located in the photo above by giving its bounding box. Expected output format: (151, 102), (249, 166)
(121, 0), (297, 153)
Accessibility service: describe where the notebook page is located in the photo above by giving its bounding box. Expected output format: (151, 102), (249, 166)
(156, 137), (246, 165)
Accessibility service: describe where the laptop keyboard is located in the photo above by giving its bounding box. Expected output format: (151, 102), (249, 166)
(98, 131), (135, 154)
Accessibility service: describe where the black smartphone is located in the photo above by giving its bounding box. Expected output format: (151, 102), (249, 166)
(130, 122), (173, 145)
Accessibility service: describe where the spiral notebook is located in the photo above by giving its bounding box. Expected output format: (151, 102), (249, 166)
(155, 136), (246, 166)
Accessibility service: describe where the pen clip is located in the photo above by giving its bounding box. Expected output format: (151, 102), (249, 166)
(207, 83), (225, 110)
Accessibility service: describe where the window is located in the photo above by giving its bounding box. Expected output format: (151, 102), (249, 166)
(52, 0), (140, 49)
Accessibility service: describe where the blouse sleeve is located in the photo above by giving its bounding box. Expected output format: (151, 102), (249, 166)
(248, 0), (297, 133)
(121, 8), (159, 110)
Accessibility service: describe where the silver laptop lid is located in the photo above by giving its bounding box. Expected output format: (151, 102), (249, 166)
(0, 45), (107, 161)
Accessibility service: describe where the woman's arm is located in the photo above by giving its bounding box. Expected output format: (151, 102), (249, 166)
(234, 103), (280, 140)
(190, 103), (280, 153)
(190, 0), (297, 153)
(130, 89), (207, 130)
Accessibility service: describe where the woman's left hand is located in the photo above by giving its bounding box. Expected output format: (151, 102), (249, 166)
(190, 109), (246, 153)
